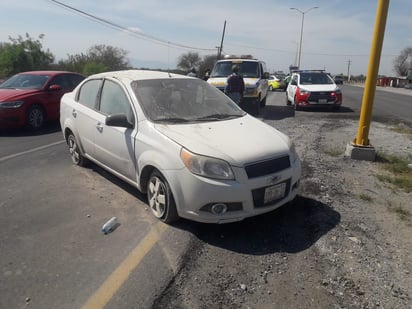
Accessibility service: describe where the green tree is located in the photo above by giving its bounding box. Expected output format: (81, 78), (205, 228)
(198, 54), (218, 78)
(393, 47), (412, 76)
(82, 62), (108, 76)
(58, 44), (129, 75)
(177, 52), (201, 73)
(0, 33), (54, 77)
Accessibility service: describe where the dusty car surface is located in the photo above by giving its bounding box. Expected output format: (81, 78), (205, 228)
(0, 71), (84, 130)
(60, 70), (301, 224)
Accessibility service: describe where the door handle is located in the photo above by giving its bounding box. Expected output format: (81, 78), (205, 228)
(96, 122), (104, 133)
(72, 109), (77, 118)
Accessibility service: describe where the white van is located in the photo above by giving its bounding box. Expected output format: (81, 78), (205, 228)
(207, 56), (269, 116)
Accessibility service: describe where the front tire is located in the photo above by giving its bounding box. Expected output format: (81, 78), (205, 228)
(147, 170), (179, 223)
(26, 105), (45, 130)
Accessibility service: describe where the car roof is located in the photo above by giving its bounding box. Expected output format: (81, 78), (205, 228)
(18, 71), (83, 76)
(217, 59), (260, 63)
(88, 70), (190, 82)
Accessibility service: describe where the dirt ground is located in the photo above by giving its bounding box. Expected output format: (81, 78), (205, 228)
(154, 116), (412, 309)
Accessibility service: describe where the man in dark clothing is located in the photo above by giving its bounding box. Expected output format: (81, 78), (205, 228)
(225, 65), (245, 105)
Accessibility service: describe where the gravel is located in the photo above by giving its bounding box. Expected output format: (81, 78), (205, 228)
(153, 113), (412, 309)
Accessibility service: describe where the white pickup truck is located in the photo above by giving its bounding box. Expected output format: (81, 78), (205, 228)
(207, 56), (269, 116)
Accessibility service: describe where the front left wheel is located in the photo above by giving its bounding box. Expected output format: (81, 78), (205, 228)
(26, 105), (45, 130)
(147, 170), (179, 223)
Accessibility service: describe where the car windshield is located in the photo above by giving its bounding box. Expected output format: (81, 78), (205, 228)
(131, 78), (246, 123)
(210, 61), (260, 78)
(299, 73), (334, 85)
(0, 74), (49, 89)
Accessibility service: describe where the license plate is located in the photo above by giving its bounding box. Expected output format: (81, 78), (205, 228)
(318, 99), (327, 104)
(264, 183), (286, 204)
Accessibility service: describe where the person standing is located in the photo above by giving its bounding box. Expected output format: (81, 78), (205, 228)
(225, 65), (244, 105)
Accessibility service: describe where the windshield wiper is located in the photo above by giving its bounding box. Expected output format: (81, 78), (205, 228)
(194, 114), (240, 121)
(154, 117), (190, 123)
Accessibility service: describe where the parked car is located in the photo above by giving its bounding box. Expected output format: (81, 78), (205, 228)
(0, 71), (85, 130)
(286, 70), (342, 110)
(207, 56), (269, 116)
(60, 70), (301, 224)
(268, 75), (283, 91)
(334, 75), (344, 84)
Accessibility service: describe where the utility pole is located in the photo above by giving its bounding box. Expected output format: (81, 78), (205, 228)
(347, 59), (352, 82)
(217, 20), (226, 60)
(346, 0), (390, 161)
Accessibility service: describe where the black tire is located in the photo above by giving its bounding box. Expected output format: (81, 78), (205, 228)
(67, 133), (88, 166)
(26, 105), (45, 130)
(147, 170), (179, 223)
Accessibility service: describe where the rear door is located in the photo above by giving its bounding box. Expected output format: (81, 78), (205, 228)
(72, 78), (103, 158)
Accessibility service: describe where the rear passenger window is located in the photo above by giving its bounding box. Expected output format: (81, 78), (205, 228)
(77, 79), (101, 109)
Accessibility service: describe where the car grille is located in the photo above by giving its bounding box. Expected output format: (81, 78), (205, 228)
(308, 91), (336, 103)
(245, 155), (290, 179)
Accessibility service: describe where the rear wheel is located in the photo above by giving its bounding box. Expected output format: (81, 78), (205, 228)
(26, 105), (44, 130)
(147, 170), (179, 223)
(67, 133), (88, 166)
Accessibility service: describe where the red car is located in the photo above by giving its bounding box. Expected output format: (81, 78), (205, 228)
(0, 71), (84, 130)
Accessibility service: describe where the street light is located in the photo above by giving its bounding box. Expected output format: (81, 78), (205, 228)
(290, 6), (319, 69)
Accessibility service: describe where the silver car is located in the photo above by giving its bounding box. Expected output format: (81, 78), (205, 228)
(60, 70), (301, 224)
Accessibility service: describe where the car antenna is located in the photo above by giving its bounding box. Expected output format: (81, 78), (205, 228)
(167, 43), (172, 78)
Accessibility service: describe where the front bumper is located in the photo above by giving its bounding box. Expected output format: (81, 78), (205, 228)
(162, 158), (301, 224)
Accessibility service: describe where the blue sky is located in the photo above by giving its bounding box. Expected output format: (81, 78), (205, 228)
(1, 0), (410, 76)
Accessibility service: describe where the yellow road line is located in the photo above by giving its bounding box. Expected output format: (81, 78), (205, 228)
(82, 222), (168, 309)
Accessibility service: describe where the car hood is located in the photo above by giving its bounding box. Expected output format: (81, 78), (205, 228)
(0, 88), (39, 101)
(299, 84), (339, 92)
(155, 115), (290, 166)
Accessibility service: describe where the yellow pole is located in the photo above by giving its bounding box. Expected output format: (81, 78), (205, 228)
(354, 0), (390, 146)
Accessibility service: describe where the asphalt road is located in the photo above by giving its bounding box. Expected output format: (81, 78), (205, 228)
(0, 84), (411, 309)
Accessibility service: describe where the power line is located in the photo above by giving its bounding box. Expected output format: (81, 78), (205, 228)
(48, 0), (216, 51)
(226, 43), (397, 57)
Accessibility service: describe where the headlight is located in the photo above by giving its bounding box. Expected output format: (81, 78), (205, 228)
(288, 141), (299, 164)
(0, 101), (24, 109)
(180, 148), (234, 180)
(299, 88), (310, 95)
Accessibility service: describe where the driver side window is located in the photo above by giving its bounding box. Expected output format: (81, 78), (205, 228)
(99, 80), (135, 124)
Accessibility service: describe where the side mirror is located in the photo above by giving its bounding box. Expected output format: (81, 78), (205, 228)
(263, 72), (270, 79)
(49, 84), (62, 91)
(106, 114), (134, 129)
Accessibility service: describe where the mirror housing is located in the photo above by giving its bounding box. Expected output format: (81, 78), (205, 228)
(49, 84), (62, 91)
(263, 72), (270, 79)
(106, 114), (134, 129)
